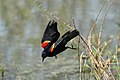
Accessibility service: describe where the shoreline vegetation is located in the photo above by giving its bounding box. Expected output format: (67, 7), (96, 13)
(0, 0), (120, 80)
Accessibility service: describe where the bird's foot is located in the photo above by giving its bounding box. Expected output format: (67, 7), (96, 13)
(55, 56), (57, 59)
(67, 44), (77, 50)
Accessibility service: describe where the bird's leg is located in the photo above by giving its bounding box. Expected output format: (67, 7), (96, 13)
(66, 44), (77, 50)
(55, 56), (57, 59)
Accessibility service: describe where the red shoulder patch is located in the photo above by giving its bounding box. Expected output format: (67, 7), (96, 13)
(41, 41), (50, 48)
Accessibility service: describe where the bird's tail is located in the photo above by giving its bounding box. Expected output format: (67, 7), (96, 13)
(62, 29), (79, 45)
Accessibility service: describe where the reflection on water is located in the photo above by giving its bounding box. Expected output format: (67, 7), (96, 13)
(0, 0), (120, 80)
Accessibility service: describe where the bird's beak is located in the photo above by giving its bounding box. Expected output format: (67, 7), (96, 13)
(42, 58), (45, 62)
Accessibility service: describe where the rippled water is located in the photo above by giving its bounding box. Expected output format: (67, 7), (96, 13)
(0, 0), (120, 80)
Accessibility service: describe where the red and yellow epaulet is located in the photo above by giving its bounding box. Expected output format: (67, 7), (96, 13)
(50, 43), (55, 52)
(41, 41), (50, 48)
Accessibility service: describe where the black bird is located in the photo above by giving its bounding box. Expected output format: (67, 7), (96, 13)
(41, 20), (79, 62)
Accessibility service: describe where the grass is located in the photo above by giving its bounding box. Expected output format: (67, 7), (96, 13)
(0, 0), (119, 80)
(34, 0), (120, 79)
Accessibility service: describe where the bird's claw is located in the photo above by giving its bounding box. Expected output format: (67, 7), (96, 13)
(55, 56), (57, 59)
(67, 44), (77, 50)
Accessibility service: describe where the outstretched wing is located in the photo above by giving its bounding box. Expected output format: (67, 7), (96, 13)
(49, 30), (79, 53)
(54, 30), (79, 48)
(41, 20), (60, 48)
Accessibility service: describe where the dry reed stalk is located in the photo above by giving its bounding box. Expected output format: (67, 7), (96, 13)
(88, 0), (107, 48)
(13, 61), (22, 80)
(33, 0), (118, 79)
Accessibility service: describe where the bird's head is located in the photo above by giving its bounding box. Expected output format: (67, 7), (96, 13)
(41, 51), (47, 62)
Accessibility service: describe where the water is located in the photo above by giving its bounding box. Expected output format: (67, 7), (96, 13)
(0, 0), (120, 80)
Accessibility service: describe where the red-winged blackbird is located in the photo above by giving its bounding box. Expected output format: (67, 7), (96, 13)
(41, 19), (79, 62)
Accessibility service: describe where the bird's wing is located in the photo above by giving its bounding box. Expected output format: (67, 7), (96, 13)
(41, 20), (60, 48)
(54, 30), (79, 48)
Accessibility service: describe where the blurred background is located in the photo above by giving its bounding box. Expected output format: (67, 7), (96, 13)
(0, 0), (120, 80)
